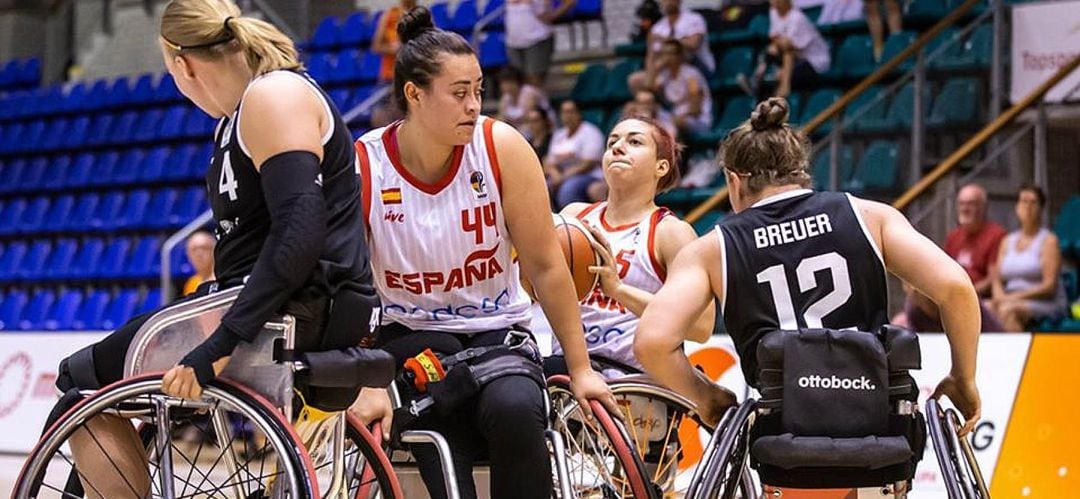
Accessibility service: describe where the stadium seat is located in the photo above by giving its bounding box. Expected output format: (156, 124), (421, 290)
(1054, 195), (1080, 258)
(108, 110), (139, 145)
(0, 159), (23, 193)
(65, 153), (95, 189)
(889, 82), (933, 129)
(478, 32), (509, 69)
(83, 80), (112, 111)
(88, 151), (120, 187)
(846, 140), (900, 193)
(451, 0), (479, 33)
(155, 74), (183, 103)
(130, 73), (157, 104)
(0, 241), (27, 281)
(328, 88), (352, 110)
(832, 35), (875, 79)
(881, 31), (918, 71)
(905, 0), (952, 24)
(17, 239), (51, 281)
(17, 58), (42, 87)
(170, 240), (193, 276)
(62, 116), (91, 149)
(43, 290), (82, 330)
(97, 238), (133, 279)
(84, 113), (115, 147)
(73, 290), (110, 330)
(331, 49), (363, 84)
(571, 63), (610, 106)
(184, 109), (217, 139)
(18, 289), (55, 330)
(481, 0), (505, 31)
(144, 188), (180, 230)
(114, 189), (151, 230)
(0, 60), (16, 88)
(187, 143), (214, 180)
(140, 146), (171, 183)
(89, 191), (125, 231)
(811, 145), (856, 190)
(711, 47), (755, 91)
(104, 77), (133, 109)
(0, 123), (23, 154)
(604, 58), (642, 104)
(111, 149), (146, 186)
(431, 2), (452, 29)
(41, 155), (72, 191)
(41, 194), (74, 232)
(40, 118), (69, 151)
(101, 288), (140, 330)
(17, 119), (46, 154)
(0, 198), (27, 235)
(310, 16), (342, 50)
(581, 108), (607, 129)
(171, 187), (208, 227)
(17, 195), (50, 234)
(799, 88), (842, 133)
(846, 86), (890, 131)
(65, 193), (99, 232)
(306, 51), (335, 83)
(928, 78), (980, 127)
(69, 238), (105, 279)
(0, 289), (28, 330)
(692, 211), (726, 236)
(339, 11), (371, 47)
(138, 288), (163, 316)
(125, 235), (162, 279)
(16, 158), (43, 192)
(158, 105), (188, 139)
(937, 24), (993, 71)
(41, 238), (77, 280)
(164, 144), (197, 181)
(358, 50), (383, 83)
(569, 0), (603, 22)
(131, 109), (164, 143)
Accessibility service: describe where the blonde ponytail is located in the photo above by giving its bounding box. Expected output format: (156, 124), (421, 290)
(161, 0), (302, 75)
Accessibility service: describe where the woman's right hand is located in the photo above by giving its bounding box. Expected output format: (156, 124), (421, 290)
(348, 387), (394, 441)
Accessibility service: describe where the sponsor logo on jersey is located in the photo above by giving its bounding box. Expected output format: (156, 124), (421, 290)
(384, 243), (505, 295)
(796, 374), (876, 390)
(470, 170), (488, 199)
(381, 188), (402, 205)
(384, 211), (406, 224)
(384, 288), (515, 321)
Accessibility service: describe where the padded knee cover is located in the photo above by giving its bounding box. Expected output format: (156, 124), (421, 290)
(55, 344), (100, 392)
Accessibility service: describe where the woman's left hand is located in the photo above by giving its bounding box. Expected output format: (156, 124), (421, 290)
(162, 357), (231, 400)
(584, 223), (623, 298)
(569, 368), (622, 420)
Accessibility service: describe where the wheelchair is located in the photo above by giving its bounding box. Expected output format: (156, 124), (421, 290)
(15, 286), (404, 499)
(687, 327), (990, 499)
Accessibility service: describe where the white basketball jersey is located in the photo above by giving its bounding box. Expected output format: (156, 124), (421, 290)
(551, 202), (672, 369)
(355, 116), (532, 332)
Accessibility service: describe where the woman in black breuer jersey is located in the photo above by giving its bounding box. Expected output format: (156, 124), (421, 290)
(634, 97), (982, 437)
(42, 0), (378, 495)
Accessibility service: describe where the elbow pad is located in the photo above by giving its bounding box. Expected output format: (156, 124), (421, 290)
(220, 151), (329, 341)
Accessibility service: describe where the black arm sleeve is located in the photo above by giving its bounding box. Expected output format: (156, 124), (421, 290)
(221, 150), (328, 341)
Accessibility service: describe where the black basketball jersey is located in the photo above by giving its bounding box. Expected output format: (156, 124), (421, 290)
(206, 69), (373, 296)
(717, 189), (888, 386)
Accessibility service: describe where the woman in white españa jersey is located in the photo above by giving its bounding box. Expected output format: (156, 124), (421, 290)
(542, 116), (716, 377)
(349, 8), (616, 499)
(634, 98), (982, 436)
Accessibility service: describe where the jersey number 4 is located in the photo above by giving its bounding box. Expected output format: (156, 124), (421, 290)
(219, 155), (239, 201)
(755, 252), (851, 329)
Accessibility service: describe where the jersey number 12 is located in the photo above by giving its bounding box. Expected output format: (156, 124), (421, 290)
(755, 252), (851, 329)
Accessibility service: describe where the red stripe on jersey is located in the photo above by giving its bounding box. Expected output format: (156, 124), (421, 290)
(355, 140), (373, 225)
(482, 118), (503, 196)
(382, 122), (464, 195)
(599, 205), (641, 232)
(647, 208), (673, 281)
(576, 201), (603, 221)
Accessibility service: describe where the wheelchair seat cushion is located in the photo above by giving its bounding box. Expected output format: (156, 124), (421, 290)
(752, 433), (913, 470)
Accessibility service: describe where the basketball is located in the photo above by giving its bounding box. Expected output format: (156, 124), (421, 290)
(522, 214), (600, 302)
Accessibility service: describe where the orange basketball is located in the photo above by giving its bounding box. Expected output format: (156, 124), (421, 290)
(521, 214), (600, 302)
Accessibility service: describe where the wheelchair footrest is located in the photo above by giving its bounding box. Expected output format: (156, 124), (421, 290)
(752, 433), (913, 470)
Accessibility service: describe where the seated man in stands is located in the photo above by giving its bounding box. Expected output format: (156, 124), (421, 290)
(628, 0), (714, 92)
(637, 40), (712, 135)
(739, 0), (831, 98)
(945, 183), (1007, 297)
(622, 90), (677, 137)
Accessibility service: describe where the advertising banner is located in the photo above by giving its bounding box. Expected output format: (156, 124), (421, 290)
(1011, 1), (1080, 103)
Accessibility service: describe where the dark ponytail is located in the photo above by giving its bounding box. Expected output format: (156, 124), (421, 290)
(393, 6), (476, 114)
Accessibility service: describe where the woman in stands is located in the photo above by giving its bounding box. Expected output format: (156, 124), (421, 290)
(45, 0), (379, 495)
(541, 115), (716, 378)
(349, 8), (616, 499)
(633, 98), (982, 437)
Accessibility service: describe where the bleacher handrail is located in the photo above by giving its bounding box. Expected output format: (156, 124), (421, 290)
(160, 209), (213, 305)
(686, 0), (984, 223)
(892, 53), (1080, 211)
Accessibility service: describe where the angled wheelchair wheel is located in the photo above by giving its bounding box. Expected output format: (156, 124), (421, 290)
(547, 375), (657, 498)
(15, 374), (318, 499)
(305, 414), (403, 499)
(926, 398), (989, 499)
(688, 399), (756, 499)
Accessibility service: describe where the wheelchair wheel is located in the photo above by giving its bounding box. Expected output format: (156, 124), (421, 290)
(689, 399), (756, 499)
(547, 375), (656, 498)
(15, 374), (317, 499)
(305, 414), (402, 499)
(926, 398), (989, 499)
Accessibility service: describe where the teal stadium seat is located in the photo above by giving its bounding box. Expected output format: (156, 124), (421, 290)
(571, 63), (610, 106)
(1054, 196), (1080, 258)
(844, 85), (889, 131)
(928, 78), (979, 128)
(811, 145), (855, 191)
(799, 88), (842, 134)
(692, 211), (726, 236)
(846, 140), (900, 193)
(890, 82), (934, 130)
(581, 108), (607, 129)
(828, 35), (874, 80)
(881, 31), (918, 71)
(605, 58), (642, 104)
(710, 47), (755, 91)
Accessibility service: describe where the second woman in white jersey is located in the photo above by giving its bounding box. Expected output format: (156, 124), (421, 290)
(349, 7), (615, 499)
(542, 116), (717, 377)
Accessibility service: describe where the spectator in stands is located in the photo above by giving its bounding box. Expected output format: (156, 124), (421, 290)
(545, 100), (606, 207)
(622, 90), (677, 137)
(893, 281), (1004, 332)
(866, 0), (902, 61)
(631, 0), (663, 43)
(817, 0), (864, 25)
(371, 0), (417, 83)
(945, 183), (1007, 297)
(523, 107), (554, 160)
(641, 39), (712, 135)
(990, 185), (1068, 331)
(182, 230), (216, 296)
(498, 66), (552, 131)
(739, 0), (830, 98)
(629, 0), (715, 92)
(506, 0), (577, 87)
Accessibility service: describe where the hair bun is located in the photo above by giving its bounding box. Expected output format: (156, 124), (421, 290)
(750, 97), (790, 131)
(397, 6), (436, 45)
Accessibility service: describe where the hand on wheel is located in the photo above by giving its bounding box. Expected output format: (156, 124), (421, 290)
(349, 387), (395, 441)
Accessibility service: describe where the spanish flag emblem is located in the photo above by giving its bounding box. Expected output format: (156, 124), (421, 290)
(381, 188), (402, 205)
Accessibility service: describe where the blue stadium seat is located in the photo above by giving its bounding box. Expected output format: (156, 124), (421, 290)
(140, 146), (171, 182)
(158, 105), (188, 139)
(36, 86), (65, 116)
(65, 193), (100, 232)
(102, 288), (140, 330)
(340, 12), (369, 47)
(42, 238), (78, 280)
(61, 116), (91, 149)
(0, 198), (26, 235)
(328, 88), (352, 110)
(17, 195), (50, 234)
(155, 74), (183, 103)
(18, 290), (55, 330)
(69, 238), (105, 279)
(126, 235), (162, 278)
(451, 0), (479, 33)
(570, 0), (603, 22)
(17, 120), (46, 154)
(187, 143), (214, 180)
(44, 290), (82, 330)
(331, 49), (363, 84)
(846, 140), (900, 193)
(481, 0), (505, 31)
(17, 58), (41, 86)
(73, 290), (110, 330)
(130, 73), (157, 104)
(306, 52), (336, 83)
(431, 2), (452, 29)
(144, 188), (180, 229)
(478, 32), (509, 69)
(18, 239), (51, 280)
(15, 159), (41, 192)
(65, 153), (95, 189)
(90, 191), (125, 231)
(0, 60), (16, 88)
(111, 149), (146, 186)
(83, 80), (112, 111)
(131, 108), (164, 142)
(138, 288), (163, 316)
(114, 189), (151, 230)
(41, 194), (74, 232)
(61, 82), (89, 113)
(0, 159), (22, 193)
(0, 241), (27, 281)
(108, 110), (139, 145)
(85, 113), (115, 147)
(88, 151), (120, 187)
(0, 124), (21, 154)
(0, 289), (28, 330)
(183, 109), (217, 139)
(41, 155), (72, 191)
(164, 144), (196, 181)
(41, 118), (69, 151)
(170, 240), (193, 276)
(311, 16), (342, 50)
(358, 50), (383, 83)
(97, 238), (132, 279)
(104, 77), (133, 108)
(171, 187), (208, 227)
